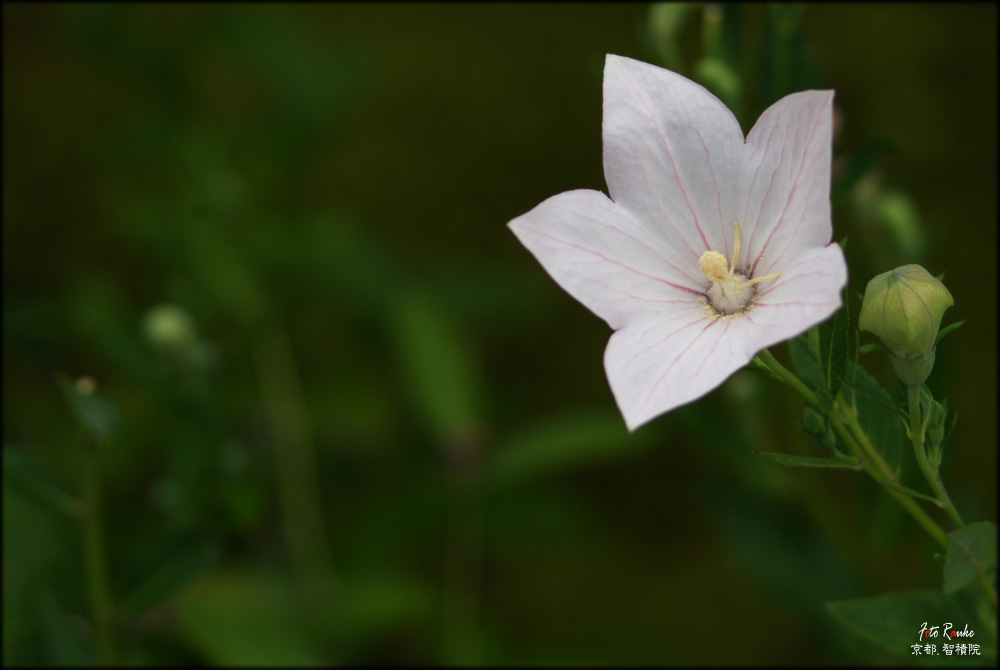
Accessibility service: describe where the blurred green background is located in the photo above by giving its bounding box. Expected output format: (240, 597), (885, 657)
(3, 3), (996, 665)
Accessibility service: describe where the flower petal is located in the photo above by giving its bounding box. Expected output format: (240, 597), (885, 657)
(604, 305), (746, 431)
(602, 54), (745, 265)
(508, 189), (702, 330)
(740, 90), (834, 278)
(745, 243), (847, 347)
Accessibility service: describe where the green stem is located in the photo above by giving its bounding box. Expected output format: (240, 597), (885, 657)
(81, 448), (115, 666)
(256, 326), (337, 610)
(907, 385), (964, 528)
(755, 349), (948, 547)
(443, 447), (483, 666)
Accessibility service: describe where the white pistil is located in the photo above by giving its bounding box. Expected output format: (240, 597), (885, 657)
(699, 221), (782, 314)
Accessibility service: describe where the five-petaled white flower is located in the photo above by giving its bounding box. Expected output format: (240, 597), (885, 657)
(508, 55), (847, 431)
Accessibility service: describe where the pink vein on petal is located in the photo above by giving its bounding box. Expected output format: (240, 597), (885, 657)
(690, 319), (731, 379)
(743, 120), (784, 260)
(758, 145), (826, 276)
(620, 66), (712, 250)
(751, 104), (824, 274)
(522, 226), (703, 295)
(689, 124), (727, 259)
(575, 204), (705, 285)
(638, 318), (719, 414)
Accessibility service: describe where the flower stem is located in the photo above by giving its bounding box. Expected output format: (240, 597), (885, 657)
(255, 326), (337, 611)
(755, 349), (948, 548)
(81, 447), (116, 666)
(907, 385), (964, 529)
(443, 445), (483, 666)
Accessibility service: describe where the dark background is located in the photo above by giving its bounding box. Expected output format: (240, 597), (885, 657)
(3, 3), (996, 665)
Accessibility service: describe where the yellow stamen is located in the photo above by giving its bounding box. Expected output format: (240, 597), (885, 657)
(729, 221), (740, 281)
(699, 250), (729, 284)
(739, 271), (782, 288)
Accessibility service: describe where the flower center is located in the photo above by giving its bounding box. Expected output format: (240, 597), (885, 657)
(699, 221), (782, 315)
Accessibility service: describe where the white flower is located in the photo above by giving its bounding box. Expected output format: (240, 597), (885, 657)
(508, 55), (847, 431)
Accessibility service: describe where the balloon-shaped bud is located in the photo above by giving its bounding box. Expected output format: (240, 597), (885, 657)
(858, 265), (953, 385)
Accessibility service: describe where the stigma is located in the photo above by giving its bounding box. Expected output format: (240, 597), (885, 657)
(699, 221), (781, 315)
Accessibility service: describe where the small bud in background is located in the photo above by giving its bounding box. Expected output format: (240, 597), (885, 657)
(647, 3), (694, 71)
(926, 399), (948, 452)
(142, 304), (198, 353)
(870, 189), (927, 264)
(858, 265), (954, 386)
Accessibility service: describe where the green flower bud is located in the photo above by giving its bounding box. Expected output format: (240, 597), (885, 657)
(858, 265), (953, 385)
(926, 399), (947, 450)
(142, 304), (198, 352)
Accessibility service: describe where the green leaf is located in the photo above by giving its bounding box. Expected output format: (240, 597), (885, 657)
(840, 362), (906, 475)
(488, 412), (648, 487)
(944, 522), (998, 595)
(827, 589), (994, 664)
(788, 335), (825, 396)
(753, 451), (862, 469)
(174, 569), (328, 665)
(818, 301), (849, 400)
(390, 290), (481, 442)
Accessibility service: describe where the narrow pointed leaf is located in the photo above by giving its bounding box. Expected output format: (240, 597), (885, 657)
(840, 362), (906, 475)
(788, 335), (825, 397)
(934, 319), (966, 347)
(753, 451), (862, 469)
(818, 300), (849, 399)
(878, 480), (943, 507)
(3, 448), (83, 519)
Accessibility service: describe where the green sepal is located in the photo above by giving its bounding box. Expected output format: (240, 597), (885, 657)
(858, 342), (891, 355)
(934, 319), (966, 347)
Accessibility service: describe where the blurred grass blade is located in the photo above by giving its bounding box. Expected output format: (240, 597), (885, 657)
(116, 537), (221, 621)
(3, 448), (84, 519)
(391, 290), (481, 442)
(489, 412), (648, 487)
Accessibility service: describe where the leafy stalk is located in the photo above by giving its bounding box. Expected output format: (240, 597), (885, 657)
(906, 384), (964, 528)
(754, 348), (947, 547)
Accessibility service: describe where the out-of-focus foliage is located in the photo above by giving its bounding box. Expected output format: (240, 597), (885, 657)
(3, 4), (995, 665)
